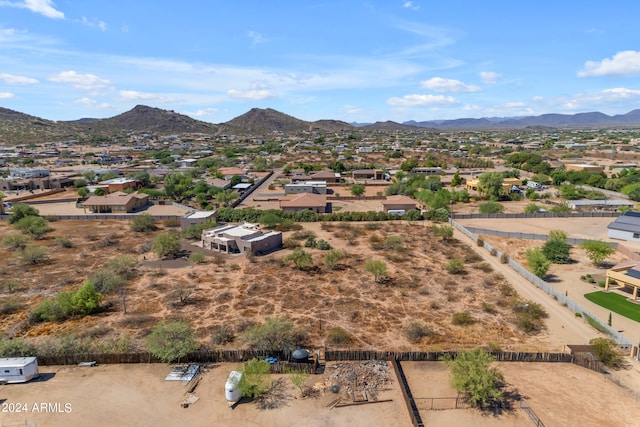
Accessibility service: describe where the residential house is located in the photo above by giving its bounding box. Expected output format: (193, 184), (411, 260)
(201, 222), (282, 255)
(99, 177), (140, 193)
(565, 163), (604, 173)
(411, 167), (443, 176)
(351, 169), (385, 181)
(381, 195), (418, 213)
(568, 199), (633, 212)
(308, 170), (341, 183)
(284, 181), (327, 195)
(465, 177), (522, 195)
(181, 211), (216, 229)
(82, 191), (149, 213)
(608, 211), (640, 241)
(279, 193), (330, 213)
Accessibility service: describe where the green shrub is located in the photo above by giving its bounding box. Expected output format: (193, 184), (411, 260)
(326, 327), (352, 346)
(452, 311), (475, 325)
(445, 259), (465, 274)
(405, 322), (432, 343)
(211, 325), (235, 346)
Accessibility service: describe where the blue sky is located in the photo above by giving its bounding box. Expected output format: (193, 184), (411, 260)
(2, 1), (640, 124)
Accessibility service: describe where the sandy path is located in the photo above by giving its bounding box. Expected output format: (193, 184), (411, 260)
(452, 227), (603, 349)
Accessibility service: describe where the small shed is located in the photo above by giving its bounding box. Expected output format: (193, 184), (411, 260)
(225, 371), (243, 406)
(0, 357), (39, 383)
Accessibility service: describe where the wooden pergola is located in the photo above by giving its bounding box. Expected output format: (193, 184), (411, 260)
(605, 260), (640, 301)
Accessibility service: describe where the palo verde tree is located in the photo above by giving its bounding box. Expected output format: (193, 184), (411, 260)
(477, 172), (505, 200)
(240, 316), (304, 352)
(152, 231), (182, 259)
(542, 229), (571, 264)
(445, 348), (504, 409)
(238, 358), (272, 398)
(365, 259), (388, 283)
(146, 320), (198, 363)
(525, 247), (551, 278)
(580, 240), (615, 267)
(283, 247), (313, 270)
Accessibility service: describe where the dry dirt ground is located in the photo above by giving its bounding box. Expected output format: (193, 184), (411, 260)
(0, 362), (411, 427)
(2, 361), (639, 427)
(402, 361), (640, 427)
(2, 219), (556, 351)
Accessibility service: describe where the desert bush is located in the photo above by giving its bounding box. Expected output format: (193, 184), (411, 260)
(0, 338), (37, 357)
(14, 215), (50, 239)
(1, 233), (29, 251)
(15, 244), (49, 265)
(445, 259), (465, 274)
(153, 231), (182, 259)
(0, 296), (22, 315)
(282, 238), (299, 249)
(500, 253), (509, 264)
(481, 302), (497, 314)
(130, 214), (157, 232)
(326, 327), (352, 346)
(323, 249), (344, 270)
(211, 325), (235, 346)
(473, 262), (493, 273)
(146, 320), (198, 363)
(589, 337), (624, 369)
(405, 322), (432, 343)
(240, 317), (304, 351)
(56, 236), (73, 248)
(383, 235), (404, 251)
(28, 282), (102, 323)
(512, 300), (547, 333)
(451, 311), (475, 325)
(189, 252), (206, 264)
(291, 230), (316, 241)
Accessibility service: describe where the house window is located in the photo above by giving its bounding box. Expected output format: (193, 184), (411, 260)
(634, 233), (640, 239)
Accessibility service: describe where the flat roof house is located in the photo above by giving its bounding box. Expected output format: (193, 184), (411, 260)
(83, 191), (149, 213)
(608, 211), (640, 242)
(284, 181), (327, 195)
(201, 222), (282, 255)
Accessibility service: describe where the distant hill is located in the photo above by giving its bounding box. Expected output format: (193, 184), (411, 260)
(0, 107), (79, 144)
(406, 110), (640, 129)
(225, 108), (355, 133)
(360, 121), (431, 131)
(70, 105), (219, 134)
(4, 104), (640, 144)
(225, 108), (309, 133)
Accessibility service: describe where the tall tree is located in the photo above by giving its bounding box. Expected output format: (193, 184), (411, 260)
(445, 349), (504, 408)
(478, 172), (505, 200)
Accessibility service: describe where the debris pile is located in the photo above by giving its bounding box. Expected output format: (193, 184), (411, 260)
(325, 360), (392, 395)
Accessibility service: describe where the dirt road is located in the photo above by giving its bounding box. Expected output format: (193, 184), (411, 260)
(452, 228), (604, 349)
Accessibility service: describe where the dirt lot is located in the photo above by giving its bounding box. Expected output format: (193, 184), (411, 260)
(1, 219), (555, 351)
(0, 362), (410, 427)
(3, 361), (639, 427)
(402, 361), (640, 427)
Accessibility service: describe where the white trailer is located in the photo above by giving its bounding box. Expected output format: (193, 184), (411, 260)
(225, 370), (243, 407)
(0, 357), (39, 384)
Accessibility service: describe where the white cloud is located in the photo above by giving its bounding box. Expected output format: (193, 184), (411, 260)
(49, 71), (110, 90)
(578, 50), (640, 77)
(387, 94), (456, 106)
(0, 92), (15, 99)
(80, 16), (107, 31)
(341, 104), (366, 115)
(247, 30), (267, 46)
(420, 77), (480, 93)
(0, 73), (38, 85)
(480, 71), (501, 84)
(74, 97), (111, 109)
(118, 90), (174, 103)
(186, 108), (219, 117)
(0, 0), (64, 19)
(402, 1), (420, 11)
(227, 88), (275, 100)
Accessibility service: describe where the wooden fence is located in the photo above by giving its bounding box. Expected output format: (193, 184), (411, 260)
(35, 350), (318, 373)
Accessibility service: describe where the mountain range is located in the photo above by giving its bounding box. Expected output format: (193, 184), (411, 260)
(2, 105), (640, 144)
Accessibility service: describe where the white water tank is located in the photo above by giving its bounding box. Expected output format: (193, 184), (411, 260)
(225, 371), (243, 406)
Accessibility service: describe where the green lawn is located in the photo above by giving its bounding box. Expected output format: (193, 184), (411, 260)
(584, 291), (640, 323)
